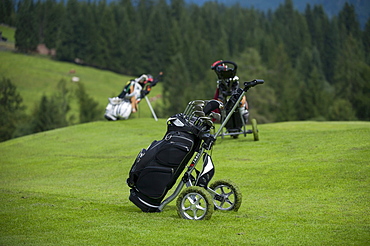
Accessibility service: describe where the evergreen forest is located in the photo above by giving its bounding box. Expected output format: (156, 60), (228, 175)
(1, 0), (369, 141)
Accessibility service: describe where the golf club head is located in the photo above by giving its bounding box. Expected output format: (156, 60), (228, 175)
(192, 100), (205, 105)
(185, 100), (205, 115)
(198, 117), (213, 128)
(194, 105), (203, 111)
(203, 100), (223, 115)
(209, 112), (221, 122)
(194, 111), (205, 117)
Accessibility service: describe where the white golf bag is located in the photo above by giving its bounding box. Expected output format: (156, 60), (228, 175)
(104, 97), (132, 121)
(104, 74), (161, 121)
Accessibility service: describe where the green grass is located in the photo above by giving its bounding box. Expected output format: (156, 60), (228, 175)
(0, 24), (15, 42)
(0, 49), (163, 121)
(0, 24), (15, 51)
(1, 120), (369, 245)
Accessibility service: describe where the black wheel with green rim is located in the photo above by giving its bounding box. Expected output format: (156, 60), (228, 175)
(176, 186), (214, 220)
(251, 118), (259, 141)
(209, 179), (242, 211)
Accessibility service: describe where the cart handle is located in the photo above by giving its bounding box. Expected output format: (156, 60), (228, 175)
(243, 79), (264, 91)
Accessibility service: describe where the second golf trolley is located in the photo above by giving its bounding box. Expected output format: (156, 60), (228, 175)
(127, 79), (264, 220)
(211, 60), (260, 140)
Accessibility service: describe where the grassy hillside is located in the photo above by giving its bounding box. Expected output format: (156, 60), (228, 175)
(1, 120), (369, 245)
(0, 49), (164, 121)
(0, 24), (15, 51)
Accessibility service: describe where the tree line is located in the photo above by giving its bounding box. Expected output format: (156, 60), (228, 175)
(1, 0), (369, 141)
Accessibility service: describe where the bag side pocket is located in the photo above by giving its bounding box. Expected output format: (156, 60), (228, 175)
(136, 166), (174, 199)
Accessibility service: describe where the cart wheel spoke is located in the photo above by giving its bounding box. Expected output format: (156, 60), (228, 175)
(177, 187), (214, 220)
(209, 180), (242, 211)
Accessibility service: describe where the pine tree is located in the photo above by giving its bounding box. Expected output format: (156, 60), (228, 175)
(0, 0), (15, 26)
(15, 0), (38, 53)
(139, 0), (171, 73)
(56, 0), (83, 61)
(162, 53), (192, 116)
(0, 77), (25, 142)
(88, 1), (116, 69)
(44, 0), (64, 50)
(75, 2), (95, 66)
(76, 83), (101, 123)
(31, 95), (59, 132)
(111, 2), (132, 74)
(54, 79), (72, 126)
(224, 5), (249, 57)
(30, 80), (71, 133)
(338, 2), (361, 41)
(268, 42), (298, 121)
(363, 18), (370, 65)
(296, 47), (333, 120)
(322, 17), (340, 83)
(235, 48), (277, 123)
(333, 35), (369, 120)
(272, 0), (311, 63)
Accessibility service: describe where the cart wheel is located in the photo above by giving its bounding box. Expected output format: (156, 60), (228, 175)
(209, 179), (242, 211)
(177, 186), (214, 220)
(251, 119), (259, 141)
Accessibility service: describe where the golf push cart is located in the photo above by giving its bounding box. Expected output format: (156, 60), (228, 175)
(211, 60), (260, 140)
(127, 79), (264, 220)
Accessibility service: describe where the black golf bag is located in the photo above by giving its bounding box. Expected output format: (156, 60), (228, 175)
(223, 88), (246, 132)
(127, 114), (202, 212)
(225, 110), (244, 132)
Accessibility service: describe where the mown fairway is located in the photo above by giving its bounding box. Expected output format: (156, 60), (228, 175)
(0, 120), (369, 245)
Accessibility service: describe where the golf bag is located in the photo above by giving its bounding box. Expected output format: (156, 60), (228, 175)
(127, 114), (202, 212)
(223, 89), (249, 132)
(104, 97), (132, 120)
(212, 61), (249, 134)
(105, 73), (163, 121)
(104, 79), (143, 121)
